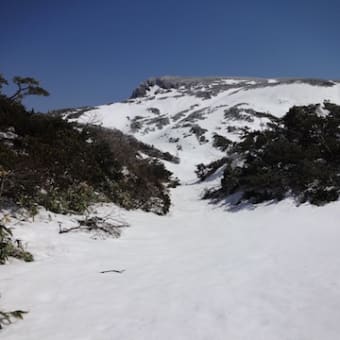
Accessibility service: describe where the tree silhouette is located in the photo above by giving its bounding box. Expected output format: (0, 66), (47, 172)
(9, 76), (49, 102)
(0, 74), (49, 102)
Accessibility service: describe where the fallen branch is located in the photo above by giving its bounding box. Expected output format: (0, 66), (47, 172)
(0, 310), (28, 329)
(58, 225), (81, 234)
(100, 269), (125, 274)
(58, 216), (129, 238)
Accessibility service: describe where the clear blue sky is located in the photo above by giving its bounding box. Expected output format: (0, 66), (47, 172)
(1, 0), (340, 112)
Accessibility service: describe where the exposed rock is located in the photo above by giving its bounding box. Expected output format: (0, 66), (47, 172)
(130, 76), (337, 100)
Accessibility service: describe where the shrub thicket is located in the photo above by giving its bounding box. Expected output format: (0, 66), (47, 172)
(0, 95), (174, 215)
(212, 133), (232, 151)
(201, 103), (340, 206)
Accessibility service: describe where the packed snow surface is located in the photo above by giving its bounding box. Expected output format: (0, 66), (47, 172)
(2, 179), (340, 340)
(2, 77), (340, 339)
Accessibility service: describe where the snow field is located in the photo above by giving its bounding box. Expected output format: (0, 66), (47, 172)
(2, 181), (340, 339)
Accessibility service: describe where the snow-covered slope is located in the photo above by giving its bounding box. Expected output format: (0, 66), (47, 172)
(67, 77), (340, 179)
(3, 77), (340, 340)
(2, 181), (340, 340)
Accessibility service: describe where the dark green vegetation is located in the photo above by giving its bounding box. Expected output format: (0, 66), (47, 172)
(0, 96), (175, 215)
(201, 102), (340, 206)
(0, 74), (177, 217)
(0, 224), (33, 264)
(212, 133), (232, 151)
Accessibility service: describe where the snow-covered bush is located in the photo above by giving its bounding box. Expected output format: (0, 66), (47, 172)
(0, 224), (33, 264)
(201, 102), (340, 206)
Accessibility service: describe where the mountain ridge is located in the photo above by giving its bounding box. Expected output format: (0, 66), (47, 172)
(130, 76), (338, 98)
(61, 76), (340, 181)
